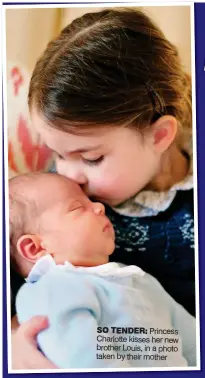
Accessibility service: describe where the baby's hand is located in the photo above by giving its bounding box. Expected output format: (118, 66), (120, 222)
(11, 316), (57, 370)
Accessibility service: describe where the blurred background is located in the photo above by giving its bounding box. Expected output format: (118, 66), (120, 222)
(6, 6), (191, 73)
(5, 5), (191, 177)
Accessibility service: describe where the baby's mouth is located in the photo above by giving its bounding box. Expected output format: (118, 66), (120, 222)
(103, 223), (111, 232)
(103, 220), (115, 238)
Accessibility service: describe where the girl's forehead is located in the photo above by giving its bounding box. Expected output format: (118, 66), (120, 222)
(43, 129), (107, 154)
(31, 111), (131, 152)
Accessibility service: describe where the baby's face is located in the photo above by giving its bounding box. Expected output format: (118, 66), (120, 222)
(36, 175), (115, 266)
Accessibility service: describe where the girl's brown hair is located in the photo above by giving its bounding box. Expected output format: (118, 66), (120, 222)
(28, 7), (192, 140)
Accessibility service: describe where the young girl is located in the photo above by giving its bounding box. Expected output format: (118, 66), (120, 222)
(11, 8), (194, 369)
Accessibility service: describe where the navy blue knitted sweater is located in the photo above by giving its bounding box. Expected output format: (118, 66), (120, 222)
(105, 189), (195, 316)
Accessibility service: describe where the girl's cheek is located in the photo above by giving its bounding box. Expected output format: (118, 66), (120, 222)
(92, 174), (122, 195)
(56, 159), (69, 177)
(56, 158), (63, 173)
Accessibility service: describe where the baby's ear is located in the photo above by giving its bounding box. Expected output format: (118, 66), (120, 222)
(152, 115), (178, 153)
(16, 235), (44, 262)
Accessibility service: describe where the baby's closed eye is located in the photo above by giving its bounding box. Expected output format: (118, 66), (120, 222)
(68, 201), (84, 212)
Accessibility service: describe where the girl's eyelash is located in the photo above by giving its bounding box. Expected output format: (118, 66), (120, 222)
(56, 154), (104, 166)
(82, 156), (104, 166)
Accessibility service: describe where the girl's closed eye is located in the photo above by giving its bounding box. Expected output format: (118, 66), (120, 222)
(82, 156), (104, 166)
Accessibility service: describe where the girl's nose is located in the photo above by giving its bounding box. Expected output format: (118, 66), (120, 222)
(56, 158), (88, 185)
(92, 202), (105, 215)
(67, 169), (87, 185)
(74, 174), (87, 185)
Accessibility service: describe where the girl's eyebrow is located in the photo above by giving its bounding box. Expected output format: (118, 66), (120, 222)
(45, 144), (104, 155)
(66, 145), (104, 154)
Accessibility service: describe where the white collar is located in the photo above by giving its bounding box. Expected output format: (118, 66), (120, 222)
(26, 255), (145, 283)
(113, 136), (193, 217)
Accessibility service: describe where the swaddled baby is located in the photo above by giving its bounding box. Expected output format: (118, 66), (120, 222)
(9, 173), (196, 369)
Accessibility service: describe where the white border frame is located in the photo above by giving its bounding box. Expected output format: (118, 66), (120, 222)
(2, 1), (200, 374)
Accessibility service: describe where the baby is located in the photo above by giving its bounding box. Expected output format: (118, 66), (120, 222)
(9, 173), (196, 369)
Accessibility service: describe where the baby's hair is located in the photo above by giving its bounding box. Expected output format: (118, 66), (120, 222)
(9, 172), (60, 314)
(9, 173), (40, 265)
(28, 7), (192, 145)
(9, 173), (41, 315)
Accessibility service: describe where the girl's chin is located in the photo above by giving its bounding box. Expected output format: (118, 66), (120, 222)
(90, 195), (126, 207)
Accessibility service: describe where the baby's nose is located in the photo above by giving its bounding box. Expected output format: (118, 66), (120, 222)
(92, 202), (105, 215)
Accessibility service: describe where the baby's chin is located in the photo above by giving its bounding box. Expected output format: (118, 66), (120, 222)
(76, 257), (109, 268)
(85, 248), (115, 266)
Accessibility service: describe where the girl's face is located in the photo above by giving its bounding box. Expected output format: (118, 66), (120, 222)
(32, 112), (161, 206)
